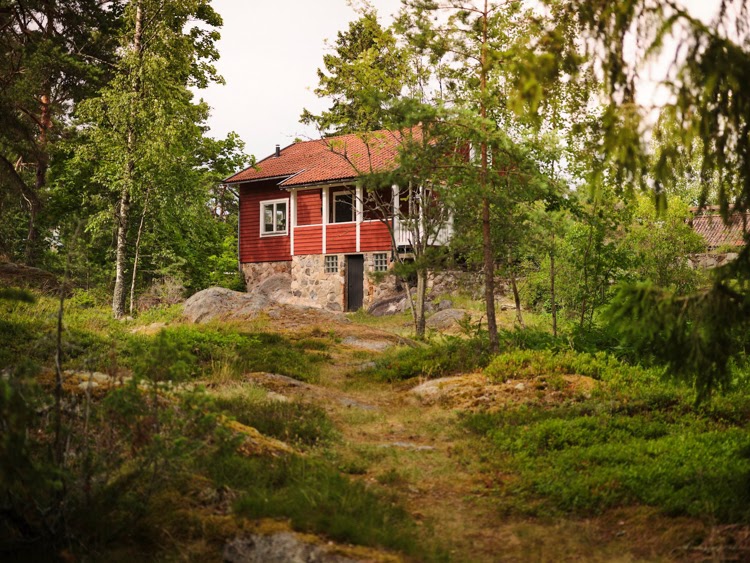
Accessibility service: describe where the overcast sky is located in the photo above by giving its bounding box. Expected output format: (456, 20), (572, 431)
(199, 0), (403, 162)
(198, 0), (722, 163)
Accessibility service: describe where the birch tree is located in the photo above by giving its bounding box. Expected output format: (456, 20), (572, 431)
(75, 0), (222, 318)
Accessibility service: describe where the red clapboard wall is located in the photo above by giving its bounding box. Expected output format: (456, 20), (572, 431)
(296, 189), (322, 225)
(294, 225), (323, 254)
(326, 223), (356, 253)
(239, 181), (291, 263)
(360, 221), (392, 252)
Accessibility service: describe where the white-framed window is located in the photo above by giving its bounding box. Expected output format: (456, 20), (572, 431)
(324, 255), (339, 274)
(260, 199), (287, 236)
(332, 191), (354, 223)
(373, 253), (389, 272)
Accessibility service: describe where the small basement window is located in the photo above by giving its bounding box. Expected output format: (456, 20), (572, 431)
(260, 199), (287, 235)
(373, 253), (389, 272)
(324, 255), (339, 274)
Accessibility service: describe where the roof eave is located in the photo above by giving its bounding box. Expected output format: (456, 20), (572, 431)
(223, 173), (296, 186)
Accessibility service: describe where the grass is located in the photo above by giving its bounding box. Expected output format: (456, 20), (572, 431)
(484, 347), (641, 381)
(212, 391), (338, 446)
(9, 287), (750, 560)
(0, 295), (327, 382)
(0, 292), (434, 560)
(464, 348), (750, 522)
(362, 335), (492, 382)
(206, 454), (424, 556)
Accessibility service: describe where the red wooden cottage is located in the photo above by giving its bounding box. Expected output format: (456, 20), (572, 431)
(224, 129), (449, 312)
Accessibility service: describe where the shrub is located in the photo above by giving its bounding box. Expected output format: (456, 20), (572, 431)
(464, 359), (750, 522)
(213, 395), (337, 446)
(366, 336), (491, 382)
(211, 455), (420, 554)
(484, 349), (627, 382)
(122, 326), (323, 382)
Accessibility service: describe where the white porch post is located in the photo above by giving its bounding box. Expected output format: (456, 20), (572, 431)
(290, 189), (297, 256)
(355, 183), (363, 252)
(392, 183), (399, 248)
(322, 186), (329, 254)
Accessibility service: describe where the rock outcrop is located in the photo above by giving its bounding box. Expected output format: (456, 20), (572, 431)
(425, 308), (469, 329)
(182, 287), (268, 323)
(0, 261), (60, 293)
(223, 533), (361, 563)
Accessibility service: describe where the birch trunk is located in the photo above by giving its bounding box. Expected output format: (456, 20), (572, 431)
(479, 0), (499, 352)
(550, 235), (557, 337)
(112, 2), (143, 318)
(128, 186), (150, 316)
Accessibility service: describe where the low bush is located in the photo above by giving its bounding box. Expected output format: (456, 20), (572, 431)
(213, 395), (337, 446)
(365, 336), (491, 382)
(464, 353), (750, 522)
(211, 455), (420, 555)
(122, 326), (324, 382)
(484, 348), (631, 382)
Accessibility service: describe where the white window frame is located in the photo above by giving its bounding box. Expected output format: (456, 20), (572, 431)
(324, 255), (339, 274)
(260, 198), (288, 237)
(332, 190), (355, 224)
(373, 253), (389, 272)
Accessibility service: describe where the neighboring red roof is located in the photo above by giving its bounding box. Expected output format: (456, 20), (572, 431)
(224, 129), (420, 187)
(690, 208), (750, 249)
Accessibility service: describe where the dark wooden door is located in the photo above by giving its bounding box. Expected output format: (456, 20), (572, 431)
(346, 255), (364, 311)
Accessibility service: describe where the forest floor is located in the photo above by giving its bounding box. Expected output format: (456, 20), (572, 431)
(4, 292), (750, 562)
(222, 309), (722, 562)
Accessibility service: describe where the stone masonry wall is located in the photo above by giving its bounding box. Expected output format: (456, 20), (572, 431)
(241, 261), (292, 292)
(365, 254), (399, 306)
(291, 253), (399, 311)
(291, 255), (344, 312)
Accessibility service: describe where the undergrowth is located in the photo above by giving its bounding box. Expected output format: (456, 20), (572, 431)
(0, 295), (326, 382)
(212, 394), (337, 446)
(465, 348), (750, 523)
(209, 455), (423, 555)
(363, 336), (491, 381)
(0, 293), (430, 560)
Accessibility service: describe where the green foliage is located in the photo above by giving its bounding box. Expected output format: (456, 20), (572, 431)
(213, 455), (420, 555)
(0, 295), (325, 383)
(124, 326), (324, 383)
(0, 287), (36, 302)
(301, 9), (411, 134)
(484, 348), (628, 382)
(623, 196), (706, 293)
(0, 0), (122, 264)
(1, 293), (431, 558)
(206, 229), (245, 290)
(364, 336), (491, 382)
(528, 0), (750, 397)
(466, 349), (750, 522)
(0, 361), (227, 551)
(607, 282), (750, 402)
(213, 396), (337, 446)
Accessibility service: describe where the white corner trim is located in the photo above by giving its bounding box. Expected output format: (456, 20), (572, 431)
(322, 187), (328, 254)
(355, 184), (362, 252)
(290, 190), (297, 255)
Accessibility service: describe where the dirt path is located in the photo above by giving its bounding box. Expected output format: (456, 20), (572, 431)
(245, 319), (710, 562)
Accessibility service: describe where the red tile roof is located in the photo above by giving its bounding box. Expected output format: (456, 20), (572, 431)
(690, 208), (750, 249)
(224, 129), (420, 187)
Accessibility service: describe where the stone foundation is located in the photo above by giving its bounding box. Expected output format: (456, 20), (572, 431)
(365, 254), (400, 306)
(291, 255), (344, 311)
(241, 261), (292, 292)
(289, 253), (399, 311)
